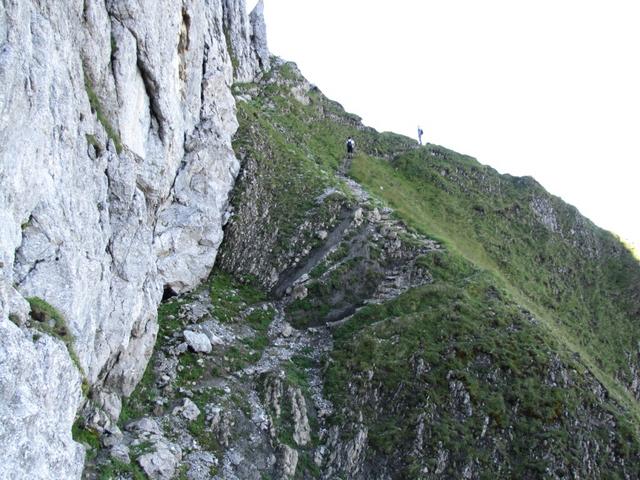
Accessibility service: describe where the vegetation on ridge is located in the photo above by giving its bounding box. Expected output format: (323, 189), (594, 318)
(351, 146), (640, 418)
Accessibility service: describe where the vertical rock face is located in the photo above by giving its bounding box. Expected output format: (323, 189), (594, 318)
(223, 0), (266, 82)
(0, 322), (85, 480)
(249, 0), (271, 72)
(0, 0), (269, 478)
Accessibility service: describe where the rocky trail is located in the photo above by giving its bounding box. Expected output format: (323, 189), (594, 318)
(83, 168), (439, 479)
(85, 287), (335, 479)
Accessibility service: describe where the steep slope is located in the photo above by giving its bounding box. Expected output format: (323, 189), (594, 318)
(220, 62), (640, 477)
(0, 0), (269, 477)
(94, 60), (640, 479)
(82, 86), (439, 476)
(352, 147), (640, 393)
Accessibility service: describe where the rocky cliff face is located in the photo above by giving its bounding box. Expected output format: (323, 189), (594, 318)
(0, 0), (269, 477)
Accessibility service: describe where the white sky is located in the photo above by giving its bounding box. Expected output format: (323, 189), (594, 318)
(249, 0), (640, 250)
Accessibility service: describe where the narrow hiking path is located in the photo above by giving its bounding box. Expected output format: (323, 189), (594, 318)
(270, 154), (366, 301)
(272, 210), (353, 299)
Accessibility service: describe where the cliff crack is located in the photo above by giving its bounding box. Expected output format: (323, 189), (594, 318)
(135, 53), (166, 142)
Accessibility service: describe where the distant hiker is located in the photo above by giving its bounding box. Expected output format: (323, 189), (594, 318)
(417, 126), (424, 145)
(346, 136), (356, 158)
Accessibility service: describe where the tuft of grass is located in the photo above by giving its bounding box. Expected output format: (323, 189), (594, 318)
(187, 410), (222, 453)
(176, 351), (206, 386)
(97, 441), (153, 480)
(208, 269), (266, 323)
(84, 74), (123, 154)
(27, 296), (90, 395)
(118, 297), (185, 424)
(97, 459), (147, 480)
(27, 296), (67, 333)
(119, 354), (157, 425)
(185, 387), (227, 453)
(85, 133), (102, 153)
(8, 313), (21, 326)
(72, 418), (100, 460)
(296, 451), (321, 479)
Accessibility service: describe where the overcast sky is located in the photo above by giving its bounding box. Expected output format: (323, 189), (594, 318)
(250, 0), (640, 251)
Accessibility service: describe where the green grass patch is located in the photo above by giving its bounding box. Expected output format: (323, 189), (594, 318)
(119, 352), (157, 424)
(27, 297), (89, 395)
(96, 459), (147, 480)
(224, 345), (255, 371)
(119, 296), (186, 424)
(84, 73), (123, 154)
(296, 451), (321, 479)
(176, 351), (206, 386)
(72, 418), (100, 460)
(208, 269), (266, 323)
(246, 306), (275, 335)
(187, 411), (222, 453)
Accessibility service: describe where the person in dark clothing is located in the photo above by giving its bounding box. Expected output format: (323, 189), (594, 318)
(346, 136), (355, 157)
(417, 126), (424, 145)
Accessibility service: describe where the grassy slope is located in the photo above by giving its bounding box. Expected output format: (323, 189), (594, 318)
(350, 148), (640, 421)
(326, 252), (639, 477)
(229, 63), (413, 235)
(227, 62), (640, 476)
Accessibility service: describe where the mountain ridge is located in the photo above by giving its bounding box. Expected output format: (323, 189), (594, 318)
(1, 2), (639, 478)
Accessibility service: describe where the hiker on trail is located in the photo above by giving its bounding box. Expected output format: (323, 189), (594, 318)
(346, 136), (356, 158)
(417, 126), (424, 145)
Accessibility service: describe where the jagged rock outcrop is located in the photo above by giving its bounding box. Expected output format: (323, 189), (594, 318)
(249, 0), (270, 72)
(0, 0), (269, 478)
(223, 0), (268, 82)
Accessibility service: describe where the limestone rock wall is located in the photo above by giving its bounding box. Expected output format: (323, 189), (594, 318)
(223, 0), (263, 82)
(0, 0), (268, 478)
